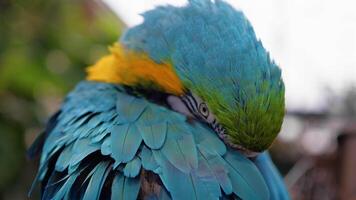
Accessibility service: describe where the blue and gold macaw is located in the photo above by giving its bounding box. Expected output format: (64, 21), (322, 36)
(29, 0), (289, 199)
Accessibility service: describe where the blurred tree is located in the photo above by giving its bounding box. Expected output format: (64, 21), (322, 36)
(0, 0), (123, 97)
(0, 117), (24, 197)
(0, 0), (123, 198)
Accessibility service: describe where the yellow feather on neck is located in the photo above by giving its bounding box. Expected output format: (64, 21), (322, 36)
(86, 43), (184, 95)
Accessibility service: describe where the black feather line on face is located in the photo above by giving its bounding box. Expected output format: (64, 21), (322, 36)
(179, 92), (260, 157)
(180, 92), (227, 136)
(181, 96), (196, 114)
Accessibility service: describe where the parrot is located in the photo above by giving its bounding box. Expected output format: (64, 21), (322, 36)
(28, 0), (289, 199)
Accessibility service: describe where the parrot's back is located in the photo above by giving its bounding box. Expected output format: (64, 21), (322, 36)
(29, 81), (284, 200)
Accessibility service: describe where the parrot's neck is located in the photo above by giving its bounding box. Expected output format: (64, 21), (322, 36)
(86, 43), (184, 95)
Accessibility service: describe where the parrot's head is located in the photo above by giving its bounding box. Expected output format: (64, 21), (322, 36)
(87, 0), (285, 155)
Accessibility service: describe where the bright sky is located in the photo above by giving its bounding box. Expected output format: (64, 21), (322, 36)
(103, 0), (356, 111)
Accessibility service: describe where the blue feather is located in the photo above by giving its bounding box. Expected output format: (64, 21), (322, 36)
(82, 161), (111, 200)
(69, 138), (100, 169)
(140, 145), (159, 171)
(111, 124), (143, 167)
(90, 122), (112, 143)
(42, 171), (67, 200)
(27, 111), (59, 159)
(111, 173), (141, 200)
(192, 151), (222, 199)
(193, 124), (226, 156)
(153, 150), (221, 200)
(157, 187), (171, 200)
(198, 145), (232, 195)
(116, 92), (147, 123)
(254, 152), (290, 200)
(137, 106), (167, 149)
(152, 150), (197, 200)
(224, 150), (269, 200)
(123, 157), (142, 178)
(51, 173), (79, 200)
(160, 122), (198, 173)
(55, 143), (74, 172)
(100, 136), (111, 156)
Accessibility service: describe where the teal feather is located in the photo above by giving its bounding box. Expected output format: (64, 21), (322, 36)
(100, 136), (111, 155)
(63, 114), (91, 131)
(192, 151), (222, 199)
(193, 124), (226, 156)
(42, 171), (67, 200)
(111, 173), (141, 200)
(82, 161), (111, 200)
(51, 172), (80, 200)
(69, 138), (100, 168)
(152, 150), (197, 200)
(224, 150), (269, 200)
(90, 126), (108, 143)
(111, 124), (143, 167)
(123, 157), (142, 178)
(153, 150), (221, 200)
(55, 143), (74, 172)
(140, 145), (159, 171)
(198, 145), (232, 195)
(82, 114), (104, 131)
(137, 106), (167, 149)
(40, 131), (65, 164)
(157, 188), (171, 200)
(48, 163), (90, 200)
(161, 122), (198, 173)
(254, 152), (290, 200)
(68, 162), (80, 174)
(137, 105), (166, 125)
(73, 123), (93, 139)
(116, 92), (147, 123)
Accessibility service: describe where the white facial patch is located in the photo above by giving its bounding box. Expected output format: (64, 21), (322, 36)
(168, 92), (226, 137)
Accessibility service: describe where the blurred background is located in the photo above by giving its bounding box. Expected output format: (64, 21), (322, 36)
(0, 0), (355, 199)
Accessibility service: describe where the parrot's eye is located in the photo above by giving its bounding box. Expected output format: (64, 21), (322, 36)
(177, 92), (227, 138)
(199, 103), (209, 119)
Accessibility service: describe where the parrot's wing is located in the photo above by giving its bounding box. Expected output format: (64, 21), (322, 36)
(254, 152), (291, 200)
(30, 81), (270, 200)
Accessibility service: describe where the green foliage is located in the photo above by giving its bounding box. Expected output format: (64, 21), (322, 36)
(0, 0), (122, 97)
(0, 0), (123, 195)
(0, 118), (24, 190)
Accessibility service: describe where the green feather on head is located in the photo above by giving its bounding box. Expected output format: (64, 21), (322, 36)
(191, 79), (285, 152)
